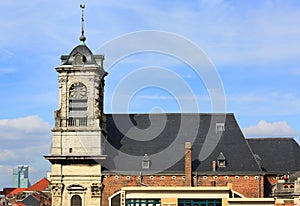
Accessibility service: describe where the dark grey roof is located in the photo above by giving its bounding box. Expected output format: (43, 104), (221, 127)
(63, 44), (97, 65)
(22, 194), (40, 206)
(247, 138), (300, 173)
(103, 113), (262, 174)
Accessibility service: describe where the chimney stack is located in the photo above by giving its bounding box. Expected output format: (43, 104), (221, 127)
(185, 142), (192, 186)
(212, 161), (217, 172)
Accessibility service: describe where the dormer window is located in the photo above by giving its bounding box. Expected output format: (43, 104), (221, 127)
(73, 52), (86, 65)
(216, 123), (225, 134)
(217, 152), (226, 168)
(142, 154), (150, 169)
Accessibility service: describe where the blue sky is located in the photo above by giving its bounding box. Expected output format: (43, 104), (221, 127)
(0, 0), (300, 188)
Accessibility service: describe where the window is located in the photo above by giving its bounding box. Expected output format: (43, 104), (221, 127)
(178, 199), (222, 206)
(126, 199), (160, 206)
(142, 154), (150, 169)
(68, 82), (88, 127)
(217, 152), (226, 168)
(111, 193), (120, 206)
(71, 195), (82, 206)
(73, 53), (86, 65)
(216, 123), (225, 133)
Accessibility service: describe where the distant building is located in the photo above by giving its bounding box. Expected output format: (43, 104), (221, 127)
(4, 178), (51, 206)
(12, 165), (30, 188)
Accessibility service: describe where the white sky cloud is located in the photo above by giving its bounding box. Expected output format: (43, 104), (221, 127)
(243, 120), (298, 137)
(0, 150), (18, 161)
(0, 68), (15, 75)
(292, 69), (300, 75)
(0, 115), (51, 138)
(0, 116), (51, 187)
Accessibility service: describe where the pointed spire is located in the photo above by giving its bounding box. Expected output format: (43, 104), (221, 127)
(80, 4), (86, 44)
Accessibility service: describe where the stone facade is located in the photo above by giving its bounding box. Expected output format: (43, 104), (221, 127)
(50, 164), (102, 206)
(45, 44), (107, 206)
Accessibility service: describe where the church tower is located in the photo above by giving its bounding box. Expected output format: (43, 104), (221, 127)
(45, 5), (107, 206)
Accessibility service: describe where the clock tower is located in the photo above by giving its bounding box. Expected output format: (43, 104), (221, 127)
(45, 5), (107, 206)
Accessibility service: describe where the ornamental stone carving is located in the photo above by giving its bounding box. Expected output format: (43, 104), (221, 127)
(51, 183), (64, 197)
(91, 183), (103, 197)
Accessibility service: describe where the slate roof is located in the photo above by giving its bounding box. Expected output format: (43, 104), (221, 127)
(247, 138), (300, 173)
(104, 113), (262, 174)
(63, 44), (97, 65)
(21, 194), (39, 206)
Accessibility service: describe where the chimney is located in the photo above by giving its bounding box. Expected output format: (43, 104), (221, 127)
(185, 142), (192, 186)
(212, 161), (216, 171)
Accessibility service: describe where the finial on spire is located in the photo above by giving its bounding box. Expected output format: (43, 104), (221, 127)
(80, 4), (86, 44)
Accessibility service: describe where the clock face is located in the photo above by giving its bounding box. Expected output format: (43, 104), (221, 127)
(69, 82), (87, 99)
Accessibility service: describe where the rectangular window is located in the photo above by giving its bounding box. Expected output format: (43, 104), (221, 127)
(215, 123), (225, 133)
(178, 199), (221, 206)
(142, 161), (150, 169)
(126, 199), (160, 206)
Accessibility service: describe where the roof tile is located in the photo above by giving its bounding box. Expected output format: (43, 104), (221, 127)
(25, 178), (50, 192)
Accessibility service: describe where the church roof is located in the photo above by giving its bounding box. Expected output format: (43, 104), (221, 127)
(104, 113), (262, 174)
(247, 138), (300, 173)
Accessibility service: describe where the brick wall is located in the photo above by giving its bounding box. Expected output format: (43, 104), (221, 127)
(193, 175), (262, 198)
(101, 174), (263, 206)
(102, 175), (186, 206)
(276, 200), (296, 206)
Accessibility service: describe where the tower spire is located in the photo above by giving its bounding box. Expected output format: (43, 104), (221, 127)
(80, 4), (86, 44)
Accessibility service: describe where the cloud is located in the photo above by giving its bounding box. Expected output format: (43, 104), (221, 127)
(0, 68), (15, 75)
(0, 165), (12, 187)
(0, 115), (51, 140)
(243, 120), (298, 137)
(291, 69), (300, 76)
(0, 115), (51, 187)
(0, 150), (18, 161)
(126, 1), (300, 65)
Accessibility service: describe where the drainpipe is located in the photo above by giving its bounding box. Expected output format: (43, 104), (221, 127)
(195, 171), (198, 187)
(258, 175), (261, 197)
(139, 172), (148, 187)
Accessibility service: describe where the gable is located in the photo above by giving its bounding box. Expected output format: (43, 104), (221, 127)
(21, 194), (40, 206)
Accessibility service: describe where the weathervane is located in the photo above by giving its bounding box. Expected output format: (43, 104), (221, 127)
(80, 4), (86, 44)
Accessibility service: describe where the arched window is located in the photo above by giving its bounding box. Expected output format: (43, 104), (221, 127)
(68, 82), (88, 126)
(71, 195), (82, 206)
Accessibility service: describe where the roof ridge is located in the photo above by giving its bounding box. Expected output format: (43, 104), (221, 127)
(246, 137), (295, 140)
(105, 113), (234, 115)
